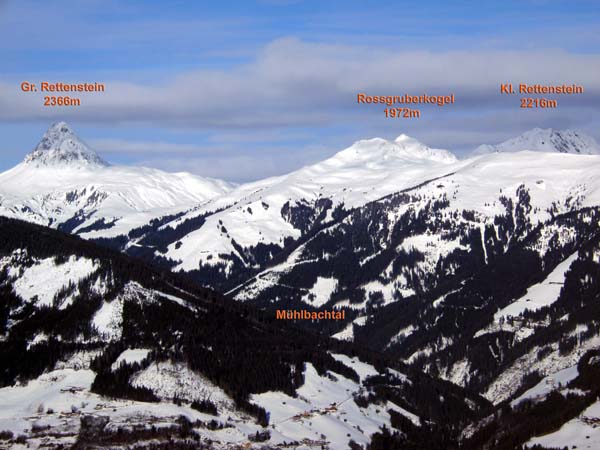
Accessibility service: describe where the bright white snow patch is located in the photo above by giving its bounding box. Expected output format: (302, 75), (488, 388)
(332, 322), (354, 341)
(111, 348), (151, 371)
(330, 353), (380, 381)
(92, 297), (123, 340)
(55, 350), (103, 371)
(11, 255), (98, 308)
(387, 325), (416, 348)
(494, 252), (578, 321)
(303, 277), (338, 307)
(398, 233), (466, 287)
(511, 365), (579, 407)
(27, 332), (49, 349)
(0, 368), (225, 447)
(527, 399), (600, 449)
(362, 280), (398, 306)
(0, 369), (97, 436)
(331, 316), (367, 341)
(131, 360), (234, 409)
(442, 359), (471, 387)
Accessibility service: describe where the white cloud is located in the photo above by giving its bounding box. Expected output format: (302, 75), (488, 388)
(2, 38), (598, 129)
(88, 138), (219, 155)
(137, 144), (332, 183)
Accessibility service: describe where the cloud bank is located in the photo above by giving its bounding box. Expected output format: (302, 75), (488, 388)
(2, 37), (599, 181)
(2, 38), (598, 127)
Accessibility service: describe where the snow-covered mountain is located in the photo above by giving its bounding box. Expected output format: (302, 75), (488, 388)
(0, 122), (234, 236)
(471, 128), (600, 156)
(142, 135), (461, 275)
(225, 149), (600, 300)
(121, 134), (600, 296)
(23, 121), (109, 168)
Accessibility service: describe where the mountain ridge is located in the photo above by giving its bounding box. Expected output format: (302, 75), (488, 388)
(471, 128), (600, 156)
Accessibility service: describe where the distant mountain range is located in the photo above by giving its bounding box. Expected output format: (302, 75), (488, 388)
(1, 123), (600, 449)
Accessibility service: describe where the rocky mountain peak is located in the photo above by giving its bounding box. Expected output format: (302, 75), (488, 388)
(23, 122), (109, 168)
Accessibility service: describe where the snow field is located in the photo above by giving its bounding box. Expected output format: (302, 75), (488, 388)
(527, 399), (600, 449)
(494, 252), (578, 321)
(484, 335), (600, 404)
(4, 254), (99, 309)
(511, 365), (579, 407)
(111, 349), (151, 371)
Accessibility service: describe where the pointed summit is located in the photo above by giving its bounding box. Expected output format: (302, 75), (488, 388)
(24, 122), (109, 168)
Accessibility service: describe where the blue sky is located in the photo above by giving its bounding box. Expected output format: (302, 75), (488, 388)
(1, 0), (599, 181)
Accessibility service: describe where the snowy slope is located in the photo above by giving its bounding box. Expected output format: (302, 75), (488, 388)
(527, 399), (600, 449)
(494, 252), (579, 321)
(511, 365), (580, 407)
(0, 367), (253, 450)
(159, 131), (600, 285)
(0, 251), (99, 309)
(251, 361), (416, 450)
(472, 128), (600, 156)
(2, 216), (487, 450)
(0, 356), (417, 450)
(472, 252), (580, 341)
(3, 115), (600, 448)
(230, 150), (600, 307)
(163, 134), (461, 272)
(0, 122), (234, 237)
